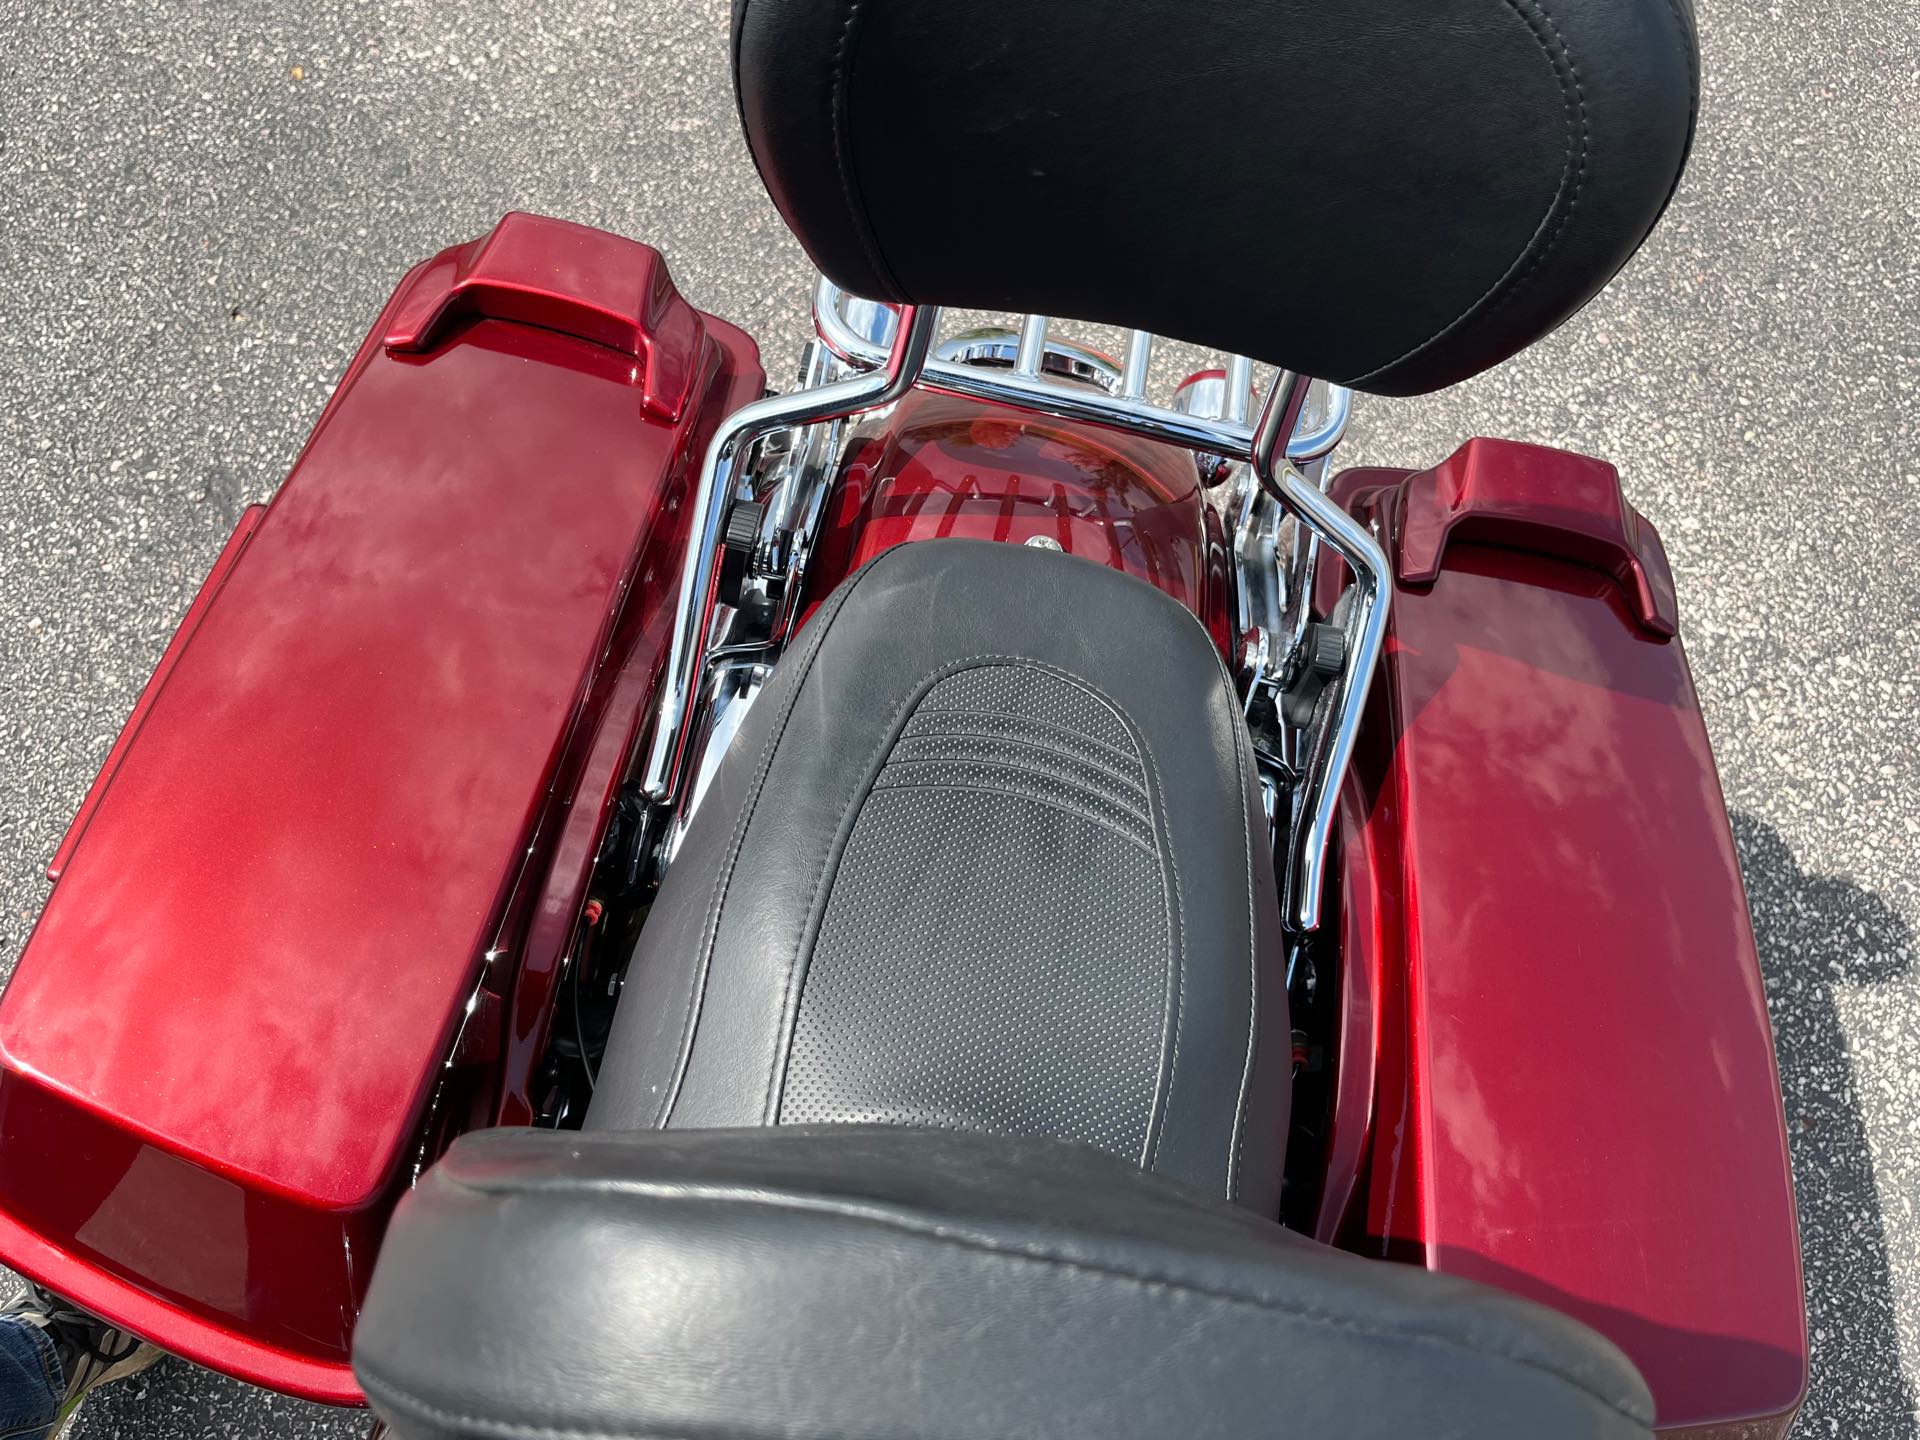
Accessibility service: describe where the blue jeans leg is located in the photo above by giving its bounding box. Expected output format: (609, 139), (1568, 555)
(0, 1315), (61, 1440)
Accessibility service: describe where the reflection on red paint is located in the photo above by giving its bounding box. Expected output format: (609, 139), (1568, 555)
(0, 222), (764, 1402)
(803, 390), (1233, 653)
(1329, 453), (1806, 1437)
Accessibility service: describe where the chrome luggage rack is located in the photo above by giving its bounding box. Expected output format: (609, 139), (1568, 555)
(641, 278), (1390, 934)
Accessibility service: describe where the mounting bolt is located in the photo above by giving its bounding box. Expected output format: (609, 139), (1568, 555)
(1239, 625), (1272, 686)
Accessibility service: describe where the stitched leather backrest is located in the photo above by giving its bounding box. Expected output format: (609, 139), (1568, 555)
(731, 0), (1698, 395)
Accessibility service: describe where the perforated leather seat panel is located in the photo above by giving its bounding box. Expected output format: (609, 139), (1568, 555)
(782, 662), (1170, 1154)
(587, 540), (1290, 1212)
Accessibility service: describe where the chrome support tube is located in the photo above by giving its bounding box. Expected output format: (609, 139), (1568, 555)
(1014, 314), (1051, 376)
(1223, 355), (1255, 426)
(1119, 329), (1154, 400)
(1250, 373), (1392, 932)
(641, 302), (940, 803)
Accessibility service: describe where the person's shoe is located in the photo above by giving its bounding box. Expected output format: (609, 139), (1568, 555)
(1, 1282), (162, 1437)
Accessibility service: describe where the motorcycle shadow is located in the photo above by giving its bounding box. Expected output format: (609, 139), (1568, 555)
(1731, 809), (1917, 1440)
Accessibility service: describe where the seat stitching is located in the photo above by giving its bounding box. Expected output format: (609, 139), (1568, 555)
(877, 753), (1150, 829)
(1350, 0), (1589, 387)
(891, 728), (1150, 799)
(765, 657), (1168, 1123)
(652, 555), (890, 1129)
(1216, 643), (1261, 1205)
(1134, 727), (1185, 1175)
(864, 778), (1159, 856)
(908, 705), (1141, 770)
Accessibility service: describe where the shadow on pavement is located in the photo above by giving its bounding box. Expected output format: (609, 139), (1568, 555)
(1733, 809), (1917, 1440)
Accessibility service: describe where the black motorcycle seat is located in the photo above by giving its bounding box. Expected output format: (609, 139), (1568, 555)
(731, 0), (1697, 395)
(586, 539), (1290, 1214)
(355, 1126), (1657, 1440)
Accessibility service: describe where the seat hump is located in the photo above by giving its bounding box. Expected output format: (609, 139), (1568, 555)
(732, 0), (1697, 395)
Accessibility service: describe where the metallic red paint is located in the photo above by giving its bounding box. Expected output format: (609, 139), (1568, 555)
(1326, 446), (1807, 1436)
(0, 217), (763, 1402)
(1381, 436), (1680, 637)
(802, 390), (1233, 652)
(382, 211), (706, 424)
(47, 503), (265, 884)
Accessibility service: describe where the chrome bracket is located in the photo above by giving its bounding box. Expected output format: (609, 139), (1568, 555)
(640, 303), (939, 804)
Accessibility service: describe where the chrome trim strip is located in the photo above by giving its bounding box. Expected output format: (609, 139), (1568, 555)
(640, 303), (939, 802)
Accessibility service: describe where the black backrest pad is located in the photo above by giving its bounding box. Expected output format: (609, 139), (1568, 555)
(733, 0), (1697, 395)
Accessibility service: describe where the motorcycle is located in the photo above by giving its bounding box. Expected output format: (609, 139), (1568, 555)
(0, 0), (1807, 1435)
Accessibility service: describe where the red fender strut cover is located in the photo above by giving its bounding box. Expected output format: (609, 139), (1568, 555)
(0, 215), (763, 1402)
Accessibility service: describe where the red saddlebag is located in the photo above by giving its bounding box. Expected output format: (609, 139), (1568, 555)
(1321, 440), (1807, 1437)
(0, 214), (763, 1402)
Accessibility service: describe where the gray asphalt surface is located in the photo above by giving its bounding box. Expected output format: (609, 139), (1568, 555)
(1, 1), (1915, 1436)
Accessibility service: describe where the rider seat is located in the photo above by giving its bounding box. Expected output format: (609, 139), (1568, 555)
(585, 539), (1290, 1213)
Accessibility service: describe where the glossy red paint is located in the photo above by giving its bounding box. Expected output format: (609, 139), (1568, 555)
(803, 389), (1233, 652)
(1380, 436), (1679, 637)
(1328, 445), (1806, 1435)
(382, 211), (705, 423)
(47, 503), (265, 884)
(0, 217), (763, 1402)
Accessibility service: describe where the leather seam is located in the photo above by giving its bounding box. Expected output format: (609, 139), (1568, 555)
(765, 653), (1039, 1122)
(1651, 0), (1701, 218)
(1134, 716), (1184, 1175)
(877, 753), (1150, 826)
(427, 1168), (1649, 1428)
(355, 1373), (677, 1440)
(653, 553), (890, 1129)
(910, 705), (1140, 769)
(891, 728), (1150, 800)
(1349, 0), (1589, 388)
(828, 0), (906, 297)
(864, 777), (1158, 856)
(768, 657), (1166, 1127)
(1218, 644), (1261, 1205)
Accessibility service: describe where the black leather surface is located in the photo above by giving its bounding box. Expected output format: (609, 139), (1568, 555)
(588, 540), (1288, 1213)
(355, 1126), (1658, 1440)
(732, 0), (1697, 395)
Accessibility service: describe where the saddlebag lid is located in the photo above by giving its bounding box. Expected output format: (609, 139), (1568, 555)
(0, 214), (762, 1402)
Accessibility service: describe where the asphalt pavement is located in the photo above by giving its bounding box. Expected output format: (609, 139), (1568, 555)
(1, 1), (1916, 1435)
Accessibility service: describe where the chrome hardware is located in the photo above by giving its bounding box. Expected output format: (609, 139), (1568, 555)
(641, 302), (939, 805)
(935, 327), (1124, 392)
(663, 659), (771, 863)
(652, 278), (1380, 932)
(1250, 374), (1390, 932)
(814, 279), (1353, 464)
(1014, 313), (1050, 376)
(1119, 330), (1153, 401)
